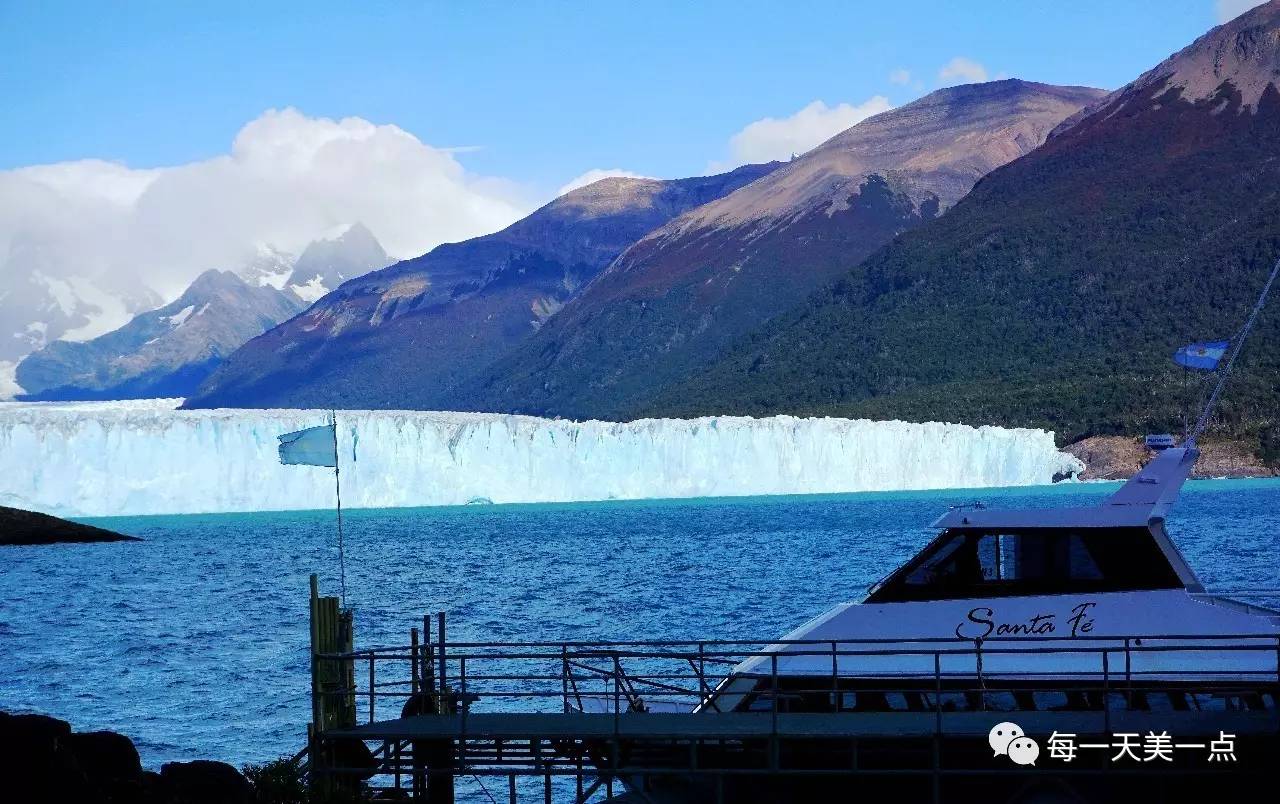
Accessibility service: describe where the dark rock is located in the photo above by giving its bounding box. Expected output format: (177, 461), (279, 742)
(0, 712), (261, 804)
(0, 711), (72, 741)
(159, 759), (253, 804)
(139, 770), (164, 804)
(69, 730), (144, 799)
(0, 712), (92, 802)
(0, 505), (141, 546)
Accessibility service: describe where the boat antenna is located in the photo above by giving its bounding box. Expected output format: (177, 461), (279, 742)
(1187, 255), (1280, 447)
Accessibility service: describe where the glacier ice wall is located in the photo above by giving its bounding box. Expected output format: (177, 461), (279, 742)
(0, 399), (1082, 517)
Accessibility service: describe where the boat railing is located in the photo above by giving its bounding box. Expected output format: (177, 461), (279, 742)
(312, 627), (1280, 729)
(301, 593), (1280, 801)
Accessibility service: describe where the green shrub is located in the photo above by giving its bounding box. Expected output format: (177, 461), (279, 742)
(243, 756), (307, 804)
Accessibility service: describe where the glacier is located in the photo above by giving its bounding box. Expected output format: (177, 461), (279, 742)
(0, 399), (1082, 517)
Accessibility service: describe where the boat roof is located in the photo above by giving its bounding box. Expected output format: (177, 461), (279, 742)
(931, 446), (1199, 530)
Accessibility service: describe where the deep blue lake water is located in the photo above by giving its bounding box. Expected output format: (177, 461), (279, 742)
(3, 480), (1279, 774)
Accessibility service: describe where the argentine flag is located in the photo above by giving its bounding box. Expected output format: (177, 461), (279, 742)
(1173, 340), (1229, 371)
(277, 424), (339, 467)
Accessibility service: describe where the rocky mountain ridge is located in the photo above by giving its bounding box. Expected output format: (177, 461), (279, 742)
(183, 163), (781, 410)
(14, 270), (305, 400)
(653, 1), (1280, 447)
(12, 224), (392, 401)
(456, 80), (1105, 419)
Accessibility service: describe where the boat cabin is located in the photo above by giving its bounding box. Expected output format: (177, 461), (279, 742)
(707, 447), (1280, 716)
(867, 447), (1205, 602)
(865, 523), (1189, 603)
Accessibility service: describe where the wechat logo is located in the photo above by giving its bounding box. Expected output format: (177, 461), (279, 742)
(989, 721), (1040, 766)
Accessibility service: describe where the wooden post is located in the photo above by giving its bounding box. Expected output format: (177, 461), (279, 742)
(305, 722), (318, 797)
(369, 654), (376, 724)
(411, 627), (420, 695)
(423, 615), (435, 698)
(411, 615), (432, 799)
(425, 611), (455, 804)
(561, 645), (569, 713)
(309, 573), (357, 799)
(309, 575), (322, 734)
(410, 620), (427, 798)
(437, 611), (447, 690)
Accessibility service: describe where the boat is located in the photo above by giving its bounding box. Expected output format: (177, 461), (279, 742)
(718, 441), (1279, 701)
(572, 440), (1279, 803)
(319, 438), (1279, 802)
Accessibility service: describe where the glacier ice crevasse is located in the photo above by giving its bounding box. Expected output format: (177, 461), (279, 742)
(0, 400), (1083, 517)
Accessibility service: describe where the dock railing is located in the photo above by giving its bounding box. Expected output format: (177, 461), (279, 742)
(306, 610), (1280, 802)
(324, 630), (1280, 718)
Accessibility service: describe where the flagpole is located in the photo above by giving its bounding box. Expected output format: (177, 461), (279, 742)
(1188, 255), (1280, 446)
(331, 409), (347, 607)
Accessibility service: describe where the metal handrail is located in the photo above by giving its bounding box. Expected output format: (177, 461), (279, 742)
(320, 641), (1280, 664)
(312, 633), (1280, 725)
(308, 627), (1280, 802)
(318, 630), (1280, 653)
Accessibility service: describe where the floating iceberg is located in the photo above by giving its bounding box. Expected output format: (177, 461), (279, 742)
(0, 399), (1081, 517)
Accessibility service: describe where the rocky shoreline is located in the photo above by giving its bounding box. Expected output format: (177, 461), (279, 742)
(1063, 436), (1279, 481)
(0, 711), (258, 804)
(0, 506), (140, 546)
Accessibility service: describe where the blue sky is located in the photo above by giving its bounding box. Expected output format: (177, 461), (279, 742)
(0, 0), (1241, 192)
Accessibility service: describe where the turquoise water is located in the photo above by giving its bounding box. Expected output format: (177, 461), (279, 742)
(2, 479), (1279, 770)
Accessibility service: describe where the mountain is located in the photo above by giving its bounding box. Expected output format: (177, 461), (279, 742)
(236, 244), (297, 291)
(652, 2), (1280, 446)
(11, 224), (391, 401)
(14, 270), (304, 400)
(284, 222), (391, 302)
(457, 80), (1105, 419)
(0, 257), (159, 372)
(183, 163), (781, 410)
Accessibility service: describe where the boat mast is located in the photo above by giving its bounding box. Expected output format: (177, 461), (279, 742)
(1187, 255), (1280, 446)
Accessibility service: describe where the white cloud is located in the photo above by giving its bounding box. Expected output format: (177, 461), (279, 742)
(1216, 0), (1264, 22)
(889, 68), (912, 85)
(0, 108), (533, 347)
(938, 57), (989, 85)
(721, 97), (894, 168)
(0, 361), (22, 399)
(557, 168), (654, 197)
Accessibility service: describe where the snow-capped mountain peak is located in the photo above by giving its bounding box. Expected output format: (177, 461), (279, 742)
(286, 222), (392, 302)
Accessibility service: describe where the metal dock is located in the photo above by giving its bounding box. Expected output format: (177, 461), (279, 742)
(300, 580), (1280, 803)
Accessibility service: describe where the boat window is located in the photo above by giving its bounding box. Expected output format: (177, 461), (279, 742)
(982, 691), (1018, 712)
(1031, 691), (1070, 711)
(867, 527), (1182, 602)
(884, 692), (910, 711)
